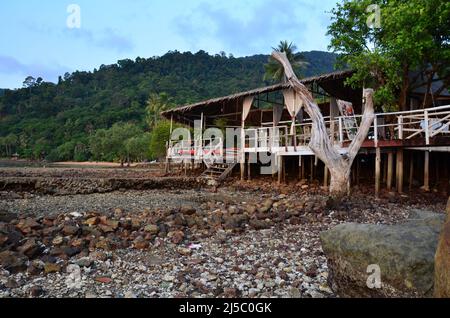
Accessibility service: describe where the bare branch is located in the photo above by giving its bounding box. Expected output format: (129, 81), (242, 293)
(347, 89), (375, 160)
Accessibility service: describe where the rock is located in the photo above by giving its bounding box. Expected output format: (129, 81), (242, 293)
(63, 225), (79, 236)
(52, 236), (64, 246)
(177, 247), (192, 256)
(131, 218), (141, 231)
(27, 260), (44, 275)
(114, 208), (123, 218)
(16, 218), (40, 234)
(44, 263), (61, 274)
(76, 257), (93, 268)
(89, 251), (108, 262)
(144, 224), (159, 235)
(250, 219), (270, 230)
(62, 246), (81, 257)
(258, 199), (274, 213)
(84, 217), (99, 226)
(95, 276), (112, 284)
(163, 274), (175, 282)
(0, 251), (28, 273)
(95, 239), (111, 250)
(245, 205), (257, 214)
(320, 210), (445, 297)
(0, 226), (23, 248)
(30, 286), (44, 297)
(0, 210), (15, 223)
(223, 287), (238, 298)
(133, 236), (149, 250)
(181, 206), (196, 216)
(289, 287), (302, 298)
(434, 197), (450, 298)
(98, 224), (114, 233)
(5, 278), (19, 288)
(224, 215), (248, 230)
(106, 220), (120, 230)
(168, 231), (184, 244)
(18, 238), (43, 258)
(124, 291), (137, 298)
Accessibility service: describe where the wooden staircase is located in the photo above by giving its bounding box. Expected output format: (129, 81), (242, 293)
(200, 162), (237, 183)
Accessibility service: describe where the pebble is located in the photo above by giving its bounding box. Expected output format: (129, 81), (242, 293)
(0, 182), (440, 299)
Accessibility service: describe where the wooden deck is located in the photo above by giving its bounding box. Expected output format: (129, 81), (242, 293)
(167, 105), (450, 163)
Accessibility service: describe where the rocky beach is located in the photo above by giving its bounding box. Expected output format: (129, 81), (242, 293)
(0, 167), (447, 298)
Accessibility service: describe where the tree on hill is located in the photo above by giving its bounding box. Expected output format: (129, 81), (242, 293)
(327, 0), (450, 110)
(89, 123), (143, 165)
(264, 41), (308, 82)
(146, 92), (173, 129)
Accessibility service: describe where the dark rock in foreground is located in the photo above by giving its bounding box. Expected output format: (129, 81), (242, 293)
(434, 198), (450, 298)
(320, 210), (445, 297)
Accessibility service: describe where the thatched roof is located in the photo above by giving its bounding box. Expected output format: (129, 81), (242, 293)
(161, 69), (357, 123)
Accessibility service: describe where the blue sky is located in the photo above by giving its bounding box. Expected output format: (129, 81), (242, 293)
(0, 0), (338, 89)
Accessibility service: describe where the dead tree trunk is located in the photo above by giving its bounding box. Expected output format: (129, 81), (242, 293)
(272, 51), (375, 199)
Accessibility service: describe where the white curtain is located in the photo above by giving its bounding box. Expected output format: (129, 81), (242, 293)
(273, 104), (284, 127)
(283, 89), (303, 134)
(240, 96), (254, 161)
(242, 96), (254, 124)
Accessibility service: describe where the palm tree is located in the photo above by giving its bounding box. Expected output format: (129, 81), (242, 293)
(264, 41), (308, 82)
(146, 92), (172, 129)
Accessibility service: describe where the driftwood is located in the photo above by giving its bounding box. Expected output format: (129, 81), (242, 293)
(272, 51), (375, 197)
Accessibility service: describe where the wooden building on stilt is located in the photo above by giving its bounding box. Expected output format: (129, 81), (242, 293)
(161, 70), (450, 196)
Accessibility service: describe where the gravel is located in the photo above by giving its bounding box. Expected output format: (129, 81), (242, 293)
(0, 180), (446, 298)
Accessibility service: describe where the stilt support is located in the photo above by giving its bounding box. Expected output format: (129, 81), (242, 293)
(423, 151), (430, 192)
(396, 149), (404, 194)
(387, 152), (393, 191)
(375, 147), (381, 197)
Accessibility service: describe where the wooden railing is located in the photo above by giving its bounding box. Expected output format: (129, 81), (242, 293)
(167, 105), (450, 159)
(340, 104), (450, 146)
(168, 138), (223, 162)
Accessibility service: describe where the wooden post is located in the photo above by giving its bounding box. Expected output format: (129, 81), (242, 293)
(324, 165), (329, 189)
(165, 140), (171, 174)
(423, 150), (430, 192)
(278, 155), (283, 184)
(356, 157), (360, 185)
(247, 161), (251, 180)
(330, 98), (339, 144)
(240, 126), (245, 182)
(387, 152), (394, 191)
(409, 154), (414, 191)
(396, 149), (404, 193)
(424, 110), (430, 145)
(300, 156), (305, 180)
(310, 156), (314, 181)
(240, 160), (245, 181)
(375, 147), (381, 197)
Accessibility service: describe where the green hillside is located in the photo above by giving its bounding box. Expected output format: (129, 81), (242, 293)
(0, 50), (338, 161)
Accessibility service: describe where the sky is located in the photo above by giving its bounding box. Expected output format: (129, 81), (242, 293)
(0, 0), (338, 89)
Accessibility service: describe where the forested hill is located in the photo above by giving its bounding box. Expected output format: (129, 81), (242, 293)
(0, 50), (337, 161)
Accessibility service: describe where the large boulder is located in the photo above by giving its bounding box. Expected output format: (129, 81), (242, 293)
(434, 198), (450, 298)
(320, 210), (445, 297)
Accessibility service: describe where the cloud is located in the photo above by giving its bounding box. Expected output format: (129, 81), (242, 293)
(65, 28), (134, 53)
(173, 0), (312, 55)
(0, 55), (69, 83)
